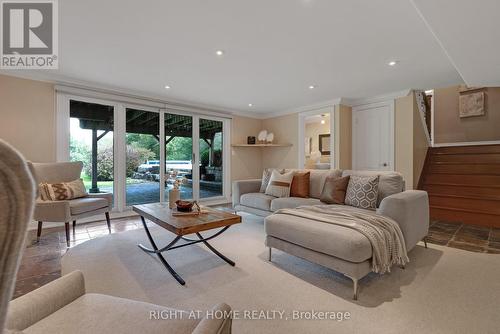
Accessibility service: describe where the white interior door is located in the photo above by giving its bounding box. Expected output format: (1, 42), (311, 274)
(353, 102), (394, 171)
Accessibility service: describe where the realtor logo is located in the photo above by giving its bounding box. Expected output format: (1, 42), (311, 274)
(1, 0), (58, 69)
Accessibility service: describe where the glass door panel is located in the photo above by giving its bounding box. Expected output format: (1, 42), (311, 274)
(69, 100), (114, 204)
(165, 113), (193, 201)
(125, 108), (160, 206)
(199, 118), (224, 199)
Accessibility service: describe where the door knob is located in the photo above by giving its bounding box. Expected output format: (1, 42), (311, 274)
(382, 163), (388, 167)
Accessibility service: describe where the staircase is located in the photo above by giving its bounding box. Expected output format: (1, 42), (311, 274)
(419, 145), (500, 228)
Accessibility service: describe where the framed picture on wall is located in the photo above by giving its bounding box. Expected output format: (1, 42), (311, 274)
(319, 134), (330, 155)
(459, 91), (485, 118)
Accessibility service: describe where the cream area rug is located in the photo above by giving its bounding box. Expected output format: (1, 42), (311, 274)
(62, 213), (500, 334)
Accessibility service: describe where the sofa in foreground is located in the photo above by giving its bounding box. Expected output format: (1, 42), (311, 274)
(233, 169), (429, 299)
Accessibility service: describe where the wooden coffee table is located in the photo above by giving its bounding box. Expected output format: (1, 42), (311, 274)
(132, 203), (241, 285)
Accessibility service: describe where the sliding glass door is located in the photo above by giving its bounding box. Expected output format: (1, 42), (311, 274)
(165, 113), (193, 201)
(69, 99), (114, 203)
(63, 94), (229, 211)
(125, 108), (160, 206)
(199, 118), (224, 199)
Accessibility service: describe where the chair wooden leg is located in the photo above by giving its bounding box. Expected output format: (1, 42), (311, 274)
(105, 212), (111, 233)
(37, 221), (43, 241)
(65, 222), (70, 247)
(73, 220), (76, 234)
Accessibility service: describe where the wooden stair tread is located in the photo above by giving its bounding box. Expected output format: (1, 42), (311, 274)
(430, 208), (499, 227)
(429, 205), (500, 216)
(430, 161), (500, 165)
(419, 144), (500, 227)
(423, 182), (500, 189)
(432, 151), (500, 156)
(428, 193), (500, 201)
(431, 145), (500, 155)
(427, 173), (500, 176)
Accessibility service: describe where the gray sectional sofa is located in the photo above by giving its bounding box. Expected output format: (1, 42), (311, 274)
(232, 169), (343, 216)
(232, 169), (429, 299)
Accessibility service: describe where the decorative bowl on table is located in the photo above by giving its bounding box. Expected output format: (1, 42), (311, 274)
(175, 200), (194, 212)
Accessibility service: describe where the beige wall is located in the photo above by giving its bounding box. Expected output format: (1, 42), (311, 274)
(394, 92), (429, 189)
(413, 96), (429, 188)
(0, 75), (264, 182)
(0, 74), (56, 162)
(304, 117), (330, 168)
(434, 86), (500, 144)
(261, 113), (299, 169)
(230, 116), (263, 181)
(0, 74), (427, 194)
(395, 95), (415, 189)
(334, 104), (352, 170)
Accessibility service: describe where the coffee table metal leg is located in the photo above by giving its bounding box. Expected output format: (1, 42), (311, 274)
(196, 232), (235, 266)
(138, 216), (186, 285)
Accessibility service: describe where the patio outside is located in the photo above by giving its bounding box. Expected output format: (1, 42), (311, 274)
(69, 101), (223, 206)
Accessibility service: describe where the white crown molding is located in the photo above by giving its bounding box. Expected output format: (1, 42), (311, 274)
(0, 71), (269, 119)
(1, 71), (414, 120)
(341, 89), (412, 107)
(261, 98), (342, 119)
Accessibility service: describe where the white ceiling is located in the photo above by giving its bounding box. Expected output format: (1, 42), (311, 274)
(3, 0), (482, 115)
(412, 0), (500, 87)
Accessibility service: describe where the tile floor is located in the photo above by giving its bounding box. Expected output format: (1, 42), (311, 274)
(13, 215), (500, 299)
(427, 221), (500, 254)
(14, 217), (142, 299)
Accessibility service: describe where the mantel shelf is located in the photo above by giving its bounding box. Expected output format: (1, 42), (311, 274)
(231, 143), (293, 147)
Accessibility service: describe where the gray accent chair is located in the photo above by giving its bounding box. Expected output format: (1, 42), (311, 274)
(28, 161), (113, 247)
(0, 140), (233, 334)
(233, 169), (429, 300)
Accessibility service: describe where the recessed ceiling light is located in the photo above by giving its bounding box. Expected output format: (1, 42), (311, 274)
(388, 60), (398, 66)
(215, 50), (224, 56)
(308, 85), (316, 90)
(321, 120), (326, 124)
(248, 103), (253, 107)
(164, 85), (171, 89)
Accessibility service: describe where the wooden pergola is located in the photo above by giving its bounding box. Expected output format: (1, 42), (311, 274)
(70, 101), (222, 193)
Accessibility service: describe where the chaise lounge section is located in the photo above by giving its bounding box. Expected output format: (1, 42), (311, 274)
(233, 169), (429, 299)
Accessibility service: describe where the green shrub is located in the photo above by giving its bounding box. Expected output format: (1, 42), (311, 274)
(80, 145), (155, 181)
(126, 145), (156, 177)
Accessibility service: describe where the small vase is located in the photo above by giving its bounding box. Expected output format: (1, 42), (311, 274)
(169, 188), (180, 209)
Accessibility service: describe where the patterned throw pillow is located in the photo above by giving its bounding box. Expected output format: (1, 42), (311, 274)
(260, 168), (285, 192)
(39, 179), (88, 201)
(344, 175), (379, 209)
(265, 170), (294, 198)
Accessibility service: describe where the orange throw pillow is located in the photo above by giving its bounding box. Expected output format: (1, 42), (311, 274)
(290, 171), (310, 198)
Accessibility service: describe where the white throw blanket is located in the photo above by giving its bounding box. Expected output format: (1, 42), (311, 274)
(275, 205), (409, 274)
